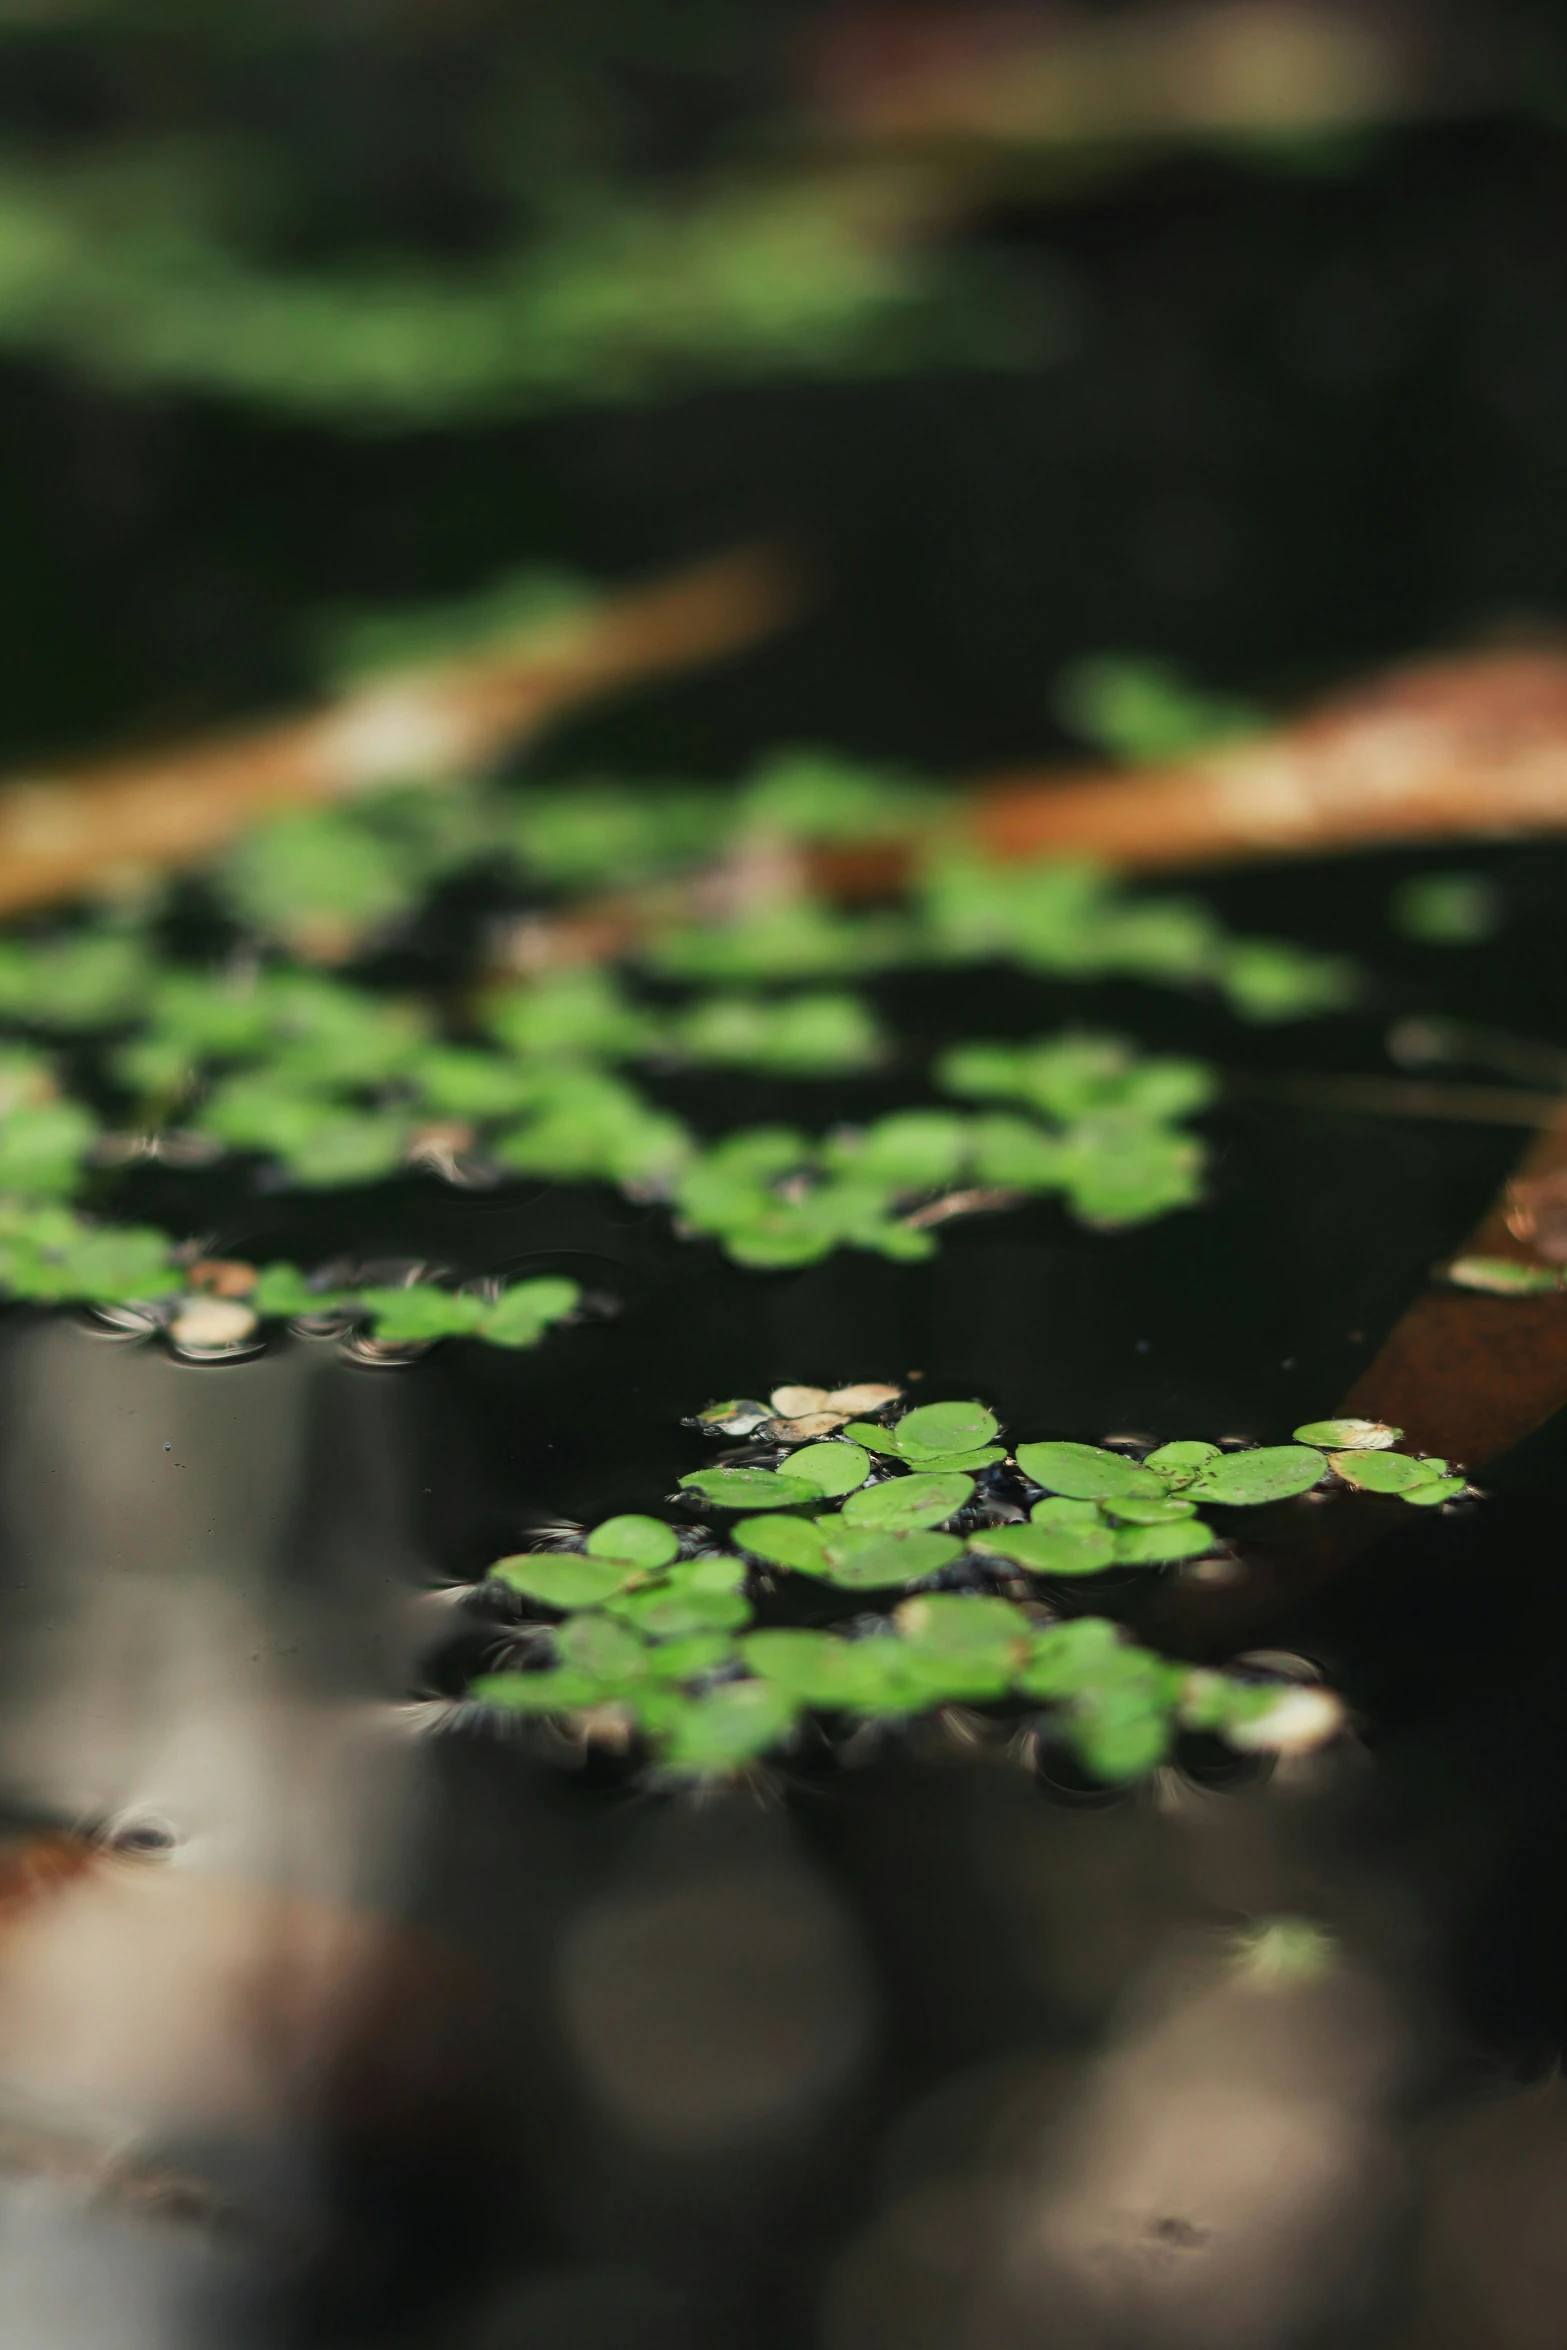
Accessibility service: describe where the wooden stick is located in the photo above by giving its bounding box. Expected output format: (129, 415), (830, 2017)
(972, 648), (1567, 870)
(0, 543), (798, 917)
(1137, 1103), (1567, 1657)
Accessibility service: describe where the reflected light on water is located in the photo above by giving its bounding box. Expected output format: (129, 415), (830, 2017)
(0, 1318), (478, 2338)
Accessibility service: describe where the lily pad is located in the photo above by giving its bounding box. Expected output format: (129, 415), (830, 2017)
(786, 1441), (872, 1497)
(1398, 1474), (1469, 1507)
(642, 1633), (739, 1681)
(1112, 1519), (1215, 1564)
(1143, 1439), (1221, 1479)
(1183, 1446), (1326, 1506)
(841, 1471), (974, 1530)
(480, 1278), (581, 1348)
(489, 1553), (632, 1609)
(890, 1447), (1005, 1473)
(1293, 1418), (1401, 1450)
(555, 1613), (648, 1683)
(1070, 1700), (1175, 1781)
(355, 1285), (487, 1343)
(585, 1515), (680, 1571)
(659, 1679), (798, 1773)
(840, 1422), (904, 1455)
(731, 1514), (829, 1573)
(1030, 1496), (1104, 1527)
(895, 1594), (1032, 1697)
(742, 1628), (911, 1709)
(1328, 1449), (1445, 1495)
(896, 1593), (1031, 1655)
(609, 1558), (753, 1638)
(470, 1668), (606, 1715)
(1014, 1617), (1126, 1699)
(1015, 1441), (1164, 1501)
(1100, 1495), (1198, 1525)
(817, 1525), (963, 1587)
(894, 1401), (999, 1457)
(676, 1466), (821, 1510)
(968, 1521), (1116, 1576)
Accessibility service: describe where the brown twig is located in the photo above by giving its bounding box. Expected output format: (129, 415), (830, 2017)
(0, 544), (799, 917)
(970, 648), (1567, 871)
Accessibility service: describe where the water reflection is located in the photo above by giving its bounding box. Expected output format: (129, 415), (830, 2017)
(0, 1317), (1564, 2348)
(0, 1317), (457, 2341)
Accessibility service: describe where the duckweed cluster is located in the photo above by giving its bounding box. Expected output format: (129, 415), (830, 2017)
(0, 742), (1357, 1340)
(468, 1387), (1465, 1781)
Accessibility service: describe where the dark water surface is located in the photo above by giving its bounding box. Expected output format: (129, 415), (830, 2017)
(0, 942), (1561, 2349)
(4, 107), (1567, 2350)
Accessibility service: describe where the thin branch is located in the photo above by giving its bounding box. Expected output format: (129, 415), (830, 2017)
(0, 543), (800, 917)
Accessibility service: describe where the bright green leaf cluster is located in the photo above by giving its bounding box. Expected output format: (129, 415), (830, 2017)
(467, 1383), (1364, 1781)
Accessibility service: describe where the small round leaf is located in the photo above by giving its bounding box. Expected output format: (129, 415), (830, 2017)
(1015, 1441), (1164, 1501)
(489, 1553), (630, 1609)
(585, 1515), (679, 1570)
(1183, 1446), (1326, 1506)
(969, 1522), (1115, 1576)
(659, 1680), (797, 1773)
(732, 1514), (829, 1573)
(1100, 1496), (1198, 1526)
(1328, 1449), (1442, 1494)
(1293, 1418), (1401, 1451)
(677, 1466), (821, 1510)
(842, 1471), (974, 1530)
(1112, 1519), (1215, 1564)
(1143, 1439), (1221, 1480)
(818, 1526), (963, 1587)
(786, 1441), (871, 1497)
(895, 1401), (1000, 1458)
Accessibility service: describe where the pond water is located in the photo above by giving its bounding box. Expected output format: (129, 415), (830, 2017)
(1, 101), (1567, 2350)
(0, 912), (1559, 2350)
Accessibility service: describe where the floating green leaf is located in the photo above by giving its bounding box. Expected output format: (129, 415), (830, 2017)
(479, 1278), (581, 1348)
(1016, 1441), (1164, 1501)
(1398, 1474), (1469, 1507)
(968, 1521), (1116, 1575)
(786, 1441), (871, 1497)
(816, 1524), (963, 1587)
(1183, 1446), (1327, 1506)
(555, 1613), (649, 1683)
(658, 1679), (798, 1773)
(677, 1466), (821, 1510)
(1293, 1417), (1400, 1450)
(1143, 1439), (1221, 1479)
(742, 1628), (917, 1709)
(894, 1593), (1031, 1697)
(1112, 1519), (1215, 1563)
(608, 1557), (753, 1638)
(840, 1471), (973, 1530)
(0, 1099), (98, 1195)
(1327, 1449), (1445, 1495)
(731, 1514), (829, 1573)
(893, 1400), (999, 1457)
(489, 1553), (632, 1609)
(470, 1669), (608, 1715)
(355, 1285), (487, 1343)
(585, 1515), (680, 1570)
(1100, 1495), (1197, 1525)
